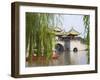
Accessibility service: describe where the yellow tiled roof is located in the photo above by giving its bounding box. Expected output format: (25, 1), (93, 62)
(53, 27), (80, 36)
(53, 27), (62, 32)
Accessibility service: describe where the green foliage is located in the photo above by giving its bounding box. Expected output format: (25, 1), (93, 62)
(26, 13), (60, 64)
(83, 15), (90, 46)
(83, 15), (90, 64)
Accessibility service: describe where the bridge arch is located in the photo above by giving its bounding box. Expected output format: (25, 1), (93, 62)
(55, 43), (64, 54)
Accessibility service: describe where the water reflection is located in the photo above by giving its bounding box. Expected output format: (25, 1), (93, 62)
(26, 50), (89, 67)
(49, 51), (88, 66)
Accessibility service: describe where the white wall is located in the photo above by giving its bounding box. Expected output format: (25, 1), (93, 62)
(70, 40), (87, 51)
(0, 0), (100, 80)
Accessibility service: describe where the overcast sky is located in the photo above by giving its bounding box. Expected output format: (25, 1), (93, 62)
(55, 14), (86, 38)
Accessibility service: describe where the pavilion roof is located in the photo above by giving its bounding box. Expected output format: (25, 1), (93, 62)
(53, 27), (80, 36)
(53, 27), (63, 32)
(66, 28), (80, 36)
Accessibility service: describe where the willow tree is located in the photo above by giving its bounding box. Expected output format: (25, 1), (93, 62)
(83, 15), (90, 63)
(83, 15), (90, 47)
(26, 13), (61, 65)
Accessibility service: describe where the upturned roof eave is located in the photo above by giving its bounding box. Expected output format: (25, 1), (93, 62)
(66, 28), (80, 36)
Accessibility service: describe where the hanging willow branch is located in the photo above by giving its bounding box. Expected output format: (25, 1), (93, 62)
(26, 13), (62, 65)
(83, 15), (90, 46)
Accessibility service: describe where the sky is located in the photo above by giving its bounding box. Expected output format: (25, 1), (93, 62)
(55, 14), (86, 38)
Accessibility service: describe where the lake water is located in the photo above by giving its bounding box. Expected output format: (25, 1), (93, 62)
(26, 51), (89, 67)
(49, 51), (89, 66)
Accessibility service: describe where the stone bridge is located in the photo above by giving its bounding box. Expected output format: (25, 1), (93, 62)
(54, 39), (87, 53)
